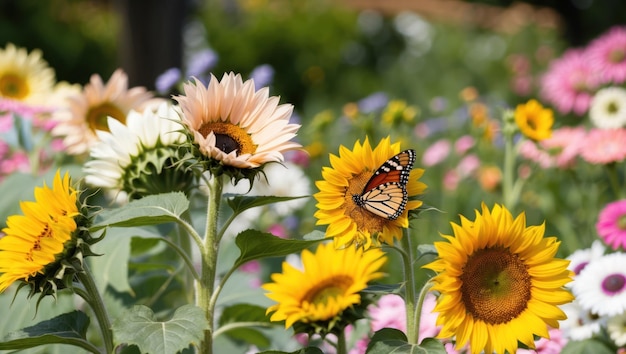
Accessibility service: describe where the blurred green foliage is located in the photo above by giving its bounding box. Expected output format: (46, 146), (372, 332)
(0, 0), (118, 85)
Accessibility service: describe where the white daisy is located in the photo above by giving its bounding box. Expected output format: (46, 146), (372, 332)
(589, 86), (626, 129)
(567, 240), (606, 278)
(608, 312), (626, 347)
(573, 252), (626, 316)
(84, 102), (190, 200)
(560, 300), (606, 341)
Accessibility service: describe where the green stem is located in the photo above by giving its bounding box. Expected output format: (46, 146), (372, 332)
(399, 230), (417, 344)
(159, 234), (201, 282)
(213, 322), (274, 338)
(336, 328), (348, 354)
(503, 133), (516, 210)
(76, 263), (114, 354)
(198, 175), (224, 354)
(414, 281), (434, 345)
(606, 163), (623, 199)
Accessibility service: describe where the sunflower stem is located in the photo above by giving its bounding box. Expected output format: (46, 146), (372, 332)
(198, 174), (224, 354)
(76, 262), (114, 354)
(502, 109), (520, 211)
(399, 229), (418, 344)
(337, 328), (348, 354)
(173, 209), (197, 304)
(414, 280), (434, 345)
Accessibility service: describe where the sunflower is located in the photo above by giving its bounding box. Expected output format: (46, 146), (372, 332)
(84, 102), (193, 200)
(514, 99), (554, 141)
(423, 203), (574, 354)
(0, 171), (93, 296)
(0, 43), (55, 105)
(263, 242), (386, 334)
(51, 69), (162, 155)
(173, 73), (302, 172)
(314, 136), (426, 249)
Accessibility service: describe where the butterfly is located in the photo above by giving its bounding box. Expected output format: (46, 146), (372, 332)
(352, 149), (416, 220)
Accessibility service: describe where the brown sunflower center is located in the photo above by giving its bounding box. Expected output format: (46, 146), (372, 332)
(460, 247), (531, 324)
(86, 102), (126, 132)
(343, 170), (387, 232)
(301, 275), (353, 306)
(0, 73), (29, 100)
(198, 122), (256, 155)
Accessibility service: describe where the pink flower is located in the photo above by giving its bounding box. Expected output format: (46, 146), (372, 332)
(422, 139), (451, 167)
(540, 126), (586, 168)
(0, 151), (30, 175)
(579, 128), (626, 165)
(443, 169), (460, 191)
(454, 135), (475, 155)
(596, 199), (626, 250)
(540, 48), (601, 116)
(518, 140), (552, 169)
(517, 327), (568, 354)
(370, 294), (407, 333)
(587, 26), (626, 85)
(456, 154), (480, 178)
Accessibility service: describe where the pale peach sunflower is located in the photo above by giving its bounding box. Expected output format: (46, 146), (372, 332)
(173, 72), (302, 169)
(52, 69), (162, 155)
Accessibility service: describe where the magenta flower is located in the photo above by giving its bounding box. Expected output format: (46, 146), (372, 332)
(596, 199), (626, 250)
(421, 139), (451, 167)
(587, 26), (626, 85)
(540, 49), (601, 116)
(580, 128), (626, 165)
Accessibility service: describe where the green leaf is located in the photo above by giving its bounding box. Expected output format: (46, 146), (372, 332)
(416, 244), (438, 259)
(112, 304), (209, 354)
(91, 192), (190, 231)
(366, 328), (447, 354)
(0, 311), (98, 353)
(561, 339), (615, 354)
(363, 283), (404, 295)
(233, 229), (323, 269)
(88, 227), (138, 295)
(219, 303), (270, 324)
(226, 194), (309, 215)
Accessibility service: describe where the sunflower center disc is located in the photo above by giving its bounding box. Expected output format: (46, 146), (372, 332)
(302, 275), (353, 306)
(198, 122), (256, 155)
(86, 102), (126, 132)
(460, 247), (531, 324)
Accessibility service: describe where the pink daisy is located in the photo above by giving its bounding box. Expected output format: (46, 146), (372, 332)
(540, 126), (587, 169)
(587, 26), (626, 85)
(596, 199), (626, 250)
(421, 139), (451, 167)
(540, 48), (601, 116)
(579, 128), (626, 164)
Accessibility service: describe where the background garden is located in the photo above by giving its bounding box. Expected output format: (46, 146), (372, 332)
(1, 0), (626, 353)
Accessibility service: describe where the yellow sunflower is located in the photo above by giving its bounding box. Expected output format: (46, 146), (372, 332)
(0, 171), (80, 293)
(514, 99), (554, 141)
(173, 72), (302, 169)
(51, 69), (162, 155)
(263, 242), (386, 331)
(0, 43), (55, 104)
(423, 203), (574, 354)
(314, 136), (426, 249)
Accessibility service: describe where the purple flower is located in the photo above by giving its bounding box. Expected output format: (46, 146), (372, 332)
(358, 92), (388, 113)
(249, 64), (275, 90)
(185, 49), (218, 78)
(155, 67), (181, 94)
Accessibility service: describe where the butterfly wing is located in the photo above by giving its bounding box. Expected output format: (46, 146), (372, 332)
(353, 149), (416, 220)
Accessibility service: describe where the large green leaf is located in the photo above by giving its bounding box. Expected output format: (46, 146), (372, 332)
(366, 328), (447, 354)
(259, 348), (324, 354)
(112, 305), (209, 354)
(0, 311), (98, 353)
(91, 192), (189, 231)
(225, 194), (309, 215)
(233, 229), (323, 269)
(217, 304), (271, 347)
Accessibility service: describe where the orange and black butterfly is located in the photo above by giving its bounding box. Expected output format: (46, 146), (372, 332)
(352, 149), (416, 220)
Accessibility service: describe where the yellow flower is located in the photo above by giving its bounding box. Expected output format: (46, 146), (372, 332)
(0, 171), (80, 293)
(515, 99), (554, 141)
(423, 203), (574, 354)
(0, 43), (55, 104)
(52, 69), (161, 155)
(263, 242), (386, 330)
(314, 137), (426, 249)
(174, 72), (302, 169)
